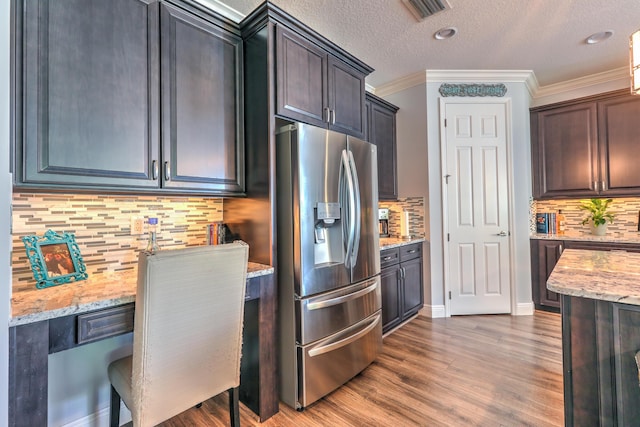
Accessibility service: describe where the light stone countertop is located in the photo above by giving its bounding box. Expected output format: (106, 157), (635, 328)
(547, 249), (640, 306)
(10, 261), (273, 327)
(380, 236), (426, 250)
(531, 231), (640, 244)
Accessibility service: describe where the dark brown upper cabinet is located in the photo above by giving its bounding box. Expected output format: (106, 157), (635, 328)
(276, 26), (366, 139)
(14, 0), (244, 195)
(531, 90), (640, 199)
(365, 93), (399, 200)
(160, 2), (244, 194)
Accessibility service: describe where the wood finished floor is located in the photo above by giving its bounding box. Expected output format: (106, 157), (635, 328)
(159, 311), (564, 427)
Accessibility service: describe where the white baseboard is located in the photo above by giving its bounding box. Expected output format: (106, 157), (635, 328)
(420, 304), (446, 318)
(513, 302), (535, 316)
(61, 404), (131, 427)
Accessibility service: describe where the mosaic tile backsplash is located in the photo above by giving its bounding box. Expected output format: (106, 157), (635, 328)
(12, 193), (223, 293)
(379, 197), (425, 238)
(532, 197), (640, 235)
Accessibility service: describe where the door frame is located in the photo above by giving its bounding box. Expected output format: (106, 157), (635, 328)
(439, 97), (516, 317)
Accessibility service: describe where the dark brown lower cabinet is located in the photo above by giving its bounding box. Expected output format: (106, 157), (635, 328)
(530, 239), (563, 312)
(561, 295), (640, 426)
(380, 242), (423, 334)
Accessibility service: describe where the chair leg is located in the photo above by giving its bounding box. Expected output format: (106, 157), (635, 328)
(110, 385), (121, 427)
(228, 387), (240, 427)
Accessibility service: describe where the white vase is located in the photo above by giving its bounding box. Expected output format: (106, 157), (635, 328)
(591, 223), (607, 236)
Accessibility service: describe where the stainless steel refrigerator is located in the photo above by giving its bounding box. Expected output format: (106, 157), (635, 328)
(276, 122), (382, 410)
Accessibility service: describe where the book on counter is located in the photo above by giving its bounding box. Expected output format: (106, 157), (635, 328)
(536, 212), (557, 234)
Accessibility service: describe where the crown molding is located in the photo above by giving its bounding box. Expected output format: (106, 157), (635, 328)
(374, 71), (428, 98)
(532, 66), (628, 99)
(193, 0), (245, 22)
(374, 70), (537, 98)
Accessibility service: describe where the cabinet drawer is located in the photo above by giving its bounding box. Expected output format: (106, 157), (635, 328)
(77, 305), (134, 345)
(380, 248), (400, 268)
(400, 243), (422, 262)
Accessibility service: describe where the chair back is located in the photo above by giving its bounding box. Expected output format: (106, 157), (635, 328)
(131, 242), (249, 426)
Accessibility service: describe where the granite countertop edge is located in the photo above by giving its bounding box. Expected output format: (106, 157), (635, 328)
(531, 232), (640, 244)
(546, 249), (640, 306)
(380, 236), (426, 250)
(10, 262), (273, 327)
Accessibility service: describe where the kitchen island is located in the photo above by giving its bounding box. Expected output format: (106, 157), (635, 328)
(547, 249), (640, 426)
(9, 262), (277, 426)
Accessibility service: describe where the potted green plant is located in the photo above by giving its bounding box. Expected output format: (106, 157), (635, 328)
(579, 198), (615, 235)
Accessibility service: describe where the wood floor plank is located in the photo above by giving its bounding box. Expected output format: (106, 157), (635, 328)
(158, 311), (563, 427)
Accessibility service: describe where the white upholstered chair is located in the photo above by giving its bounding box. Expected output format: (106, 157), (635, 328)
(108, 242), (249, 427)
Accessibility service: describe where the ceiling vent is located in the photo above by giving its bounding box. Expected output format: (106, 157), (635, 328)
(402, 0), (451, 21)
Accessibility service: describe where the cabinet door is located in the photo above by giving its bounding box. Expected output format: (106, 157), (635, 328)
(366, 95), (398, 200)
(612, 303), (640, 425)
(380, 264), (401, 333)
(598, 95), (640, 196)
(18, 0), (160, 189)
(401, 257), (423, 319)
(275, 26), (328, 128)
(160, 4), (244, 194)
(327, 56), (366, 138)
(532, 240), (563, 310)
(532, 103), (598, 198)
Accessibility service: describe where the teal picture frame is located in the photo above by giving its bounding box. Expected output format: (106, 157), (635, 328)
(22, 230), (88, 289)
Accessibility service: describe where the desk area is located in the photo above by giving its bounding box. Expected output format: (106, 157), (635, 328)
(9, 262), (277, 426)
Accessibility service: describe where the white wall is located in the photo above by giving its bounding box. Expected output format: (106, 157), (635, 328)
(380, 83), (434, 311)
(1, 0), (11, 424)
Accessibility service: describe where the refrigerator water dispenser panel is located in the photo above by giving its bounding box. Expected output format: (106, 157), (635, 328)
(314, 202), (344, 265)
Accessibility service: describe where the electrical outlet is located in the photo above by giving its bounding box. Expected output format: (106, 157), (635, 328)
(130, 216), (144, 235)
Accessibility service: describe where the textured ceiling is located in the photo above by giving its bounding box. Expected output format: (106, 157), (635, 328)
(215, 0), (640, 89)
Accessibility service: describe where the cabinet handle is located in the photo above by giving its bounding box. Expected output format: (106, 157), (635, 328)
(594, 181), (599, 192)
(330, 109), (336, 125)
(401, 267), (405, 280)
(383, 256), (393, 261)
(602, 181), (606, 191)
(152, 160), (158, 180)
(324, 107), (330, 123)
(559, 245), (563, 254)
(407, 249), (417, 254)
(164, 161), (170, 181)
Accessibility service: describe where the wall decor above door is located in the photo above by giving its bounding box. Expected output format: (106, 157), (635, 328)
(439, 83), (507, 97)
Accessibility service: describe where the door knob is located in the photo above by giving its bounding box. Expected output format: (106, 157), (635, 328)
(495, 231), (508, 236)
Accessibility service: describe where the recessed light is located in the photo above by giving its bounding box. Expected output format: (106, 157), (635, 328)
(586, 30), (614, 44)
(434, 27), (458, 40)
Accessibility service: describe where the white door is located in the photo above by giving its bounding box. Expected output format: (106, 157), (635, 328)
(443, 101), (511, 315)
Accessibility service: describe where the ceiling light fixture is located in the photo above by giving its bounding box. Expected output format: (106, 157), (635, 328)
(434, 27), (457, 40)
(631, 28), (640, 95)
(585, 30), (614, 44)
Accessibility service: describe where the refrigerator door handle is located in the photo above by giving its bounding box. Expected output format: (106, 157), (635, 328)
(347, 149), (361, 266)
(306, 280), (379, 311)
(340, 149), (356, 268)
(307, 313), (381, 357)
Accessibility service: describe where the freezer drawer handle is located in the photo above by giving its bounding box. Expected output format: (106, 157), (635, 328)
(308, 313), (381, 357)
(306, 280), (379, 311)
